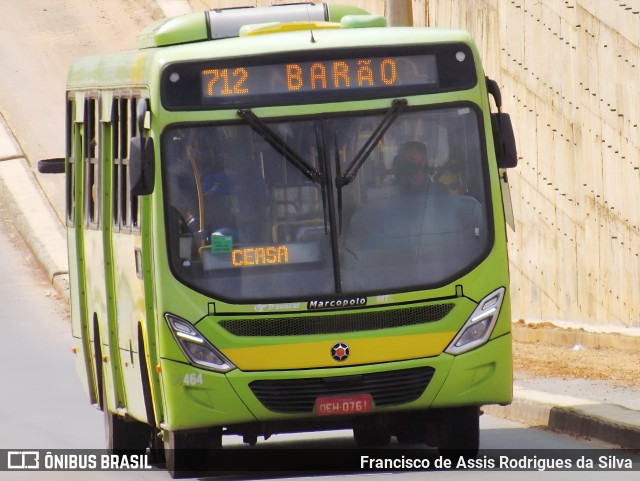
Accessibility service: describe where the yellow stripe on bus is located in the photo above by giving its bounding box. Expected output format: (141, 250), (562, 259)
(223, 332), (456, 371)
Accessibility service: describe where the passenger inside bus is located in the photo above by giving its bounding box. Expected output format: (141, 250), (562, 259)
(166, 128), (271, 248)
(165, 130), (202, 234)
(393, 141), (448, 196)
(392, 139), (468, 197)
(201, 145), (270, 244)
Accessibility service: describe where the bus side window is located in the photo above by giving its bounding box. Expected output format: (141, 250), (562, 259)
(112, 96), (137, 233)
(112, 97), (123, 232)
(129, 97), (141, 232)
(84, 96), (100, 229)
(112, 95), (142, 233)
(66, 98), (76, 227)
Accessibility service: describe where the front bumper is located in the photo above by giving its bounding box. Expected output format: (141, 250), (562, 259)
(159, 333), (512, 431)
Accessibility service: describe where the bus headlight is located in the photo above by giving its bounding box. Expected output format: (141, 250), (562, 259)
(165, 313), (235, 373)
(445, 287), (505, 355)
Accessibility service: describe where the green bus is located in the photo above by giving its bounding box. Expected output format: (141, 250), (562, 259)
(40, 2), (517, 475)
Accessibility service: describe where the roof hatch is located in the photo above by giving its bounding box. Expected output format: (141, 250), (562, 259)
(136, 2), (373, 48)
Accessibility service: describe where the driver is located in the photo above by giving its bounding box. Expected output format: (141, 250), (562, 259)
(393, 141), (455, 196)
(394, 141), (435, 194)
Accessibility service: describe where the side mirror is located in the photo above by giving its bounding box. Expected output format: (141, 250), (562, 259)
(486, 77), (517, 169)
(129, 136), (155, 197)
(486, 78), (502, 110)
(38, 158), (65, 174)
(491, 113), (518, 169)
(129, 98), (155, 197)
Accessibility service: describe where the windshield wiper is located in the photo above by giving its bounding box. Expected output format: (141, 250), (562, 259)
(334, 98), (407, 233)
(237, 109), (322, 183)
(335, 98), (407, 189)
(315, 124), (343, 293)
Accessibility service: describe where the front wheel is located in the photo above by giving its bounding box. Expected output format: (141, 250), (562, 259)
(164, 428), (222, 479)
(103, 381), (152, 454)
(436, 406), (480, 460)
(353, 425), (391, 447)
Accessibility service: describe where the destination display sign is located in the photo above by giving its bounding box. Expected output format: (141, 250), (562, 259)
(200, 55), (438, 100)
(202, 241), (321, 270)
(162, 44), (476, 109)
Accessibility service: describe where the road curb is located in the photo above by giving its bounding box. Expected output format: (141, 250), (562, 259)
(0, 122), (21, 160)
(484, 389), (640, 450)
(513, 323), (640, 352)
(0, 112), (69, 301)
(549, 404), (640, 449)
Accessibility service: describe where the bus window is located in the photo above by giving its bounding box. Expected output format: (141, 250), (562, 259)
(112, 97), (127, 231)
(84, 97), (99, 229)
(109, 96), (140, 233)
(129, 97), (141, 231)
(66, 98), (76, 227)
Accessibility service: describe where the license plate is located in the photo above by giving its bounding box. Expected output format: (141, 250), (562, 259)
(315, 394), (373, 416)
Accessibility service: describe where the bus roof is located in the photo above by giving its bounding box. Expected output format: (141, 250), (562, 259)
(67, 28), (475, 90)
(66, 4), (476, 91)
(136, 3), (372, 48)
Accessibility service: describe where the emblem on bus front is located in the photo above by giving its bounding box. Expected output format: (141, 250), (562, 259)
(331, 342), (350, 362)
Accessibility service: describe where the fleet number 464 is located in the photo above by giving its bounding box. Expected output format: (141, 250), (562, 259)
(183, 373), (203, 386)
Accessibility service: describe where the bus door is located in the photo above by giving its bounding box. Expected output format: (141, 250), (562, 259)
(65, 94), (98, 406)
(108, 95), (154, 424)
(80, 93), (128, 412)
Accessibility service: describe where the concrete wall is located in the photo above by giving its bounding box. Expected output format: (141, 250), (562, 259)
(425, 0), (640, 328)
(198, 1), (640, 327)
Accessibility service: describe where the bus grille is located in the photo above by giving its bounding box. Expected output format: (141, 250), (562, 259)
(219, 304), (454, 337)
(249, 367), (435, 414)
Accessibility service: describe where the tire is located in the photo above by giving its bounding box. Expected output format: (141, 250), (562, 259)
(102, 374), (152, 454)
(148, 428), (166, 465)
(436, 406), (480, 461)
(164, 428), (222, 479)
(138, 325), (157, 427)
(353, 425), (391, 447)
(395, 423), (426, 445)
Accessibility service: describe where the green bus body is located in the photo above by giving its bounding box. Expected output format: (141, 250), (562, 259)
(61, 3), (515, 473)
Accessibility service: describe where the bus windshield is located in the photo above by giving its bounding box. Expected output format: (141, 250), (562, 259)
(162, 105), (491, 301)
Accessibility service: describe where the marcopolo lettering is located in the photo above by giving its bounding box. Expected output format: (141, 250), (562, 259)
(308, 297), (367, 309)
